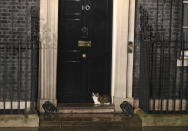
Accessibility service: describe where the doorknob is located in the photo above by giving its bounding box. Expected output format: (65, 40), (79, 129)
(82, 53), (87, 58)
(85, 5), (91, 11)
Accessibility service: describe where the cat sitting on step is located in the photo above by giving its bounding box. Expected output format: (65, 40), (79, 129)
(92, 92), (111, 105)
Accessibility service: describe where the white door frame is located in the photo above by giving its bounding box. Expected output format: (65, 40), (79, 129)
(38, 0), (135, 112)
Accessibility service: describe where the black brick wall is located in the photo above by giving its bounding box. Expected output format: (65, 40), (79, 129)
(0, 0), (39, 100)
(0, 0), (39, 43)
(133, 0), (182, 98)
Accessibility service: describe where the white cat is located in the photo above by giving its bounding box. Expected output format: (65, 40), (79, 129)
(92, 92), (101, 105)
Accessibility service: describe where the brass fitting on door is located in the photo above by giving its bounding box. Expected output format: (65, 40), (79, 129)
(82, 53), (87, 58)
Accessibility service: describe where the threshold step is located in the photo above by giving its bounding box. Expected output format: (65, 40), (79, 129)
(40, 120), (127, 127)
(57, 103), (115, 113)
(39, 113), (141, 127)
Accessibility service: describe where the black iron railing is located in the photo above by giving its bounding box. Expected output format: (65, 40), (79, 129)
(0, 43), (38, 114)
(134, 0), (188, 113)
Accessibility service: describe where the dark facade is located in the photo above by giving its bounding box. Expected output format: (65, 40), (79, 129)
(0, 0), (187, 114)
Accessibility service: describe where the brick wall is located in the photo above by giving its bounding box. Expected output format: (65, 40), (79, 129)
(0, 0), (39, 43)
(0, 0), (39, 100)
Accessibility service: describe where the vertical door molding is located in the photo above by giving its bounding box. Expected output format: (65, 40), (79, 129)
(127, 0), (135, 99)
(112, 0), (131, 111)
(38, 0), (58, 112)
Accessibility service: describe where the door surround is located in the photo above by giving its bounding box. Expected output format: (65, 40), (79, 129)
(38, 0), (135, 112)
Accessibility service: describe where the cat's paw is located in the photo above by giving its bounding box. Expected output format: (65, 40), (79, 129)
(94, 102), (101, 105)
(104, 102), (110, 105)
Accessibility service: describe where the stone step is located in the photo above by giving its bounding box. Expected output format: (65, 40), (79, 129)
(40, 120), (127, 127)
(39, 113), (141, 127)
(57, 104), (115, 114)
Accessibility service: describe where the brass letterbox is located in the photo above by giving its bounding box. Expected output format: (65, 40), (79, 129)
(78, 40), (91, 47)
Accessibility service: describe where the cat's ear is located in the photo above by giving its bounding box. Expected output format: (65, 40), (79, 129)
(92, 92), (95, 96)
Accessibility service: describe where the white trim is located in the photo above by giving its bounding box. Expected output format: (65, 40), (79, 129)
(39, 0), (133, 110)
(126, 0), (135, 98)
(38, 0), (58, 111)
(111, 0), (117, 103)
(112, 0), (131, 110)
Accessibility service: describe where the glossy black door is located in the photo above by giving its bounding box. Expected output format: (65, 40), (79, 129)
(57, 0), (112, 103)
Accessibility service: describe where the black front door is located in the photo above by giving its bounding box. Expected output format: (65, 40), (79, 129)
(57, 0), (112, 103)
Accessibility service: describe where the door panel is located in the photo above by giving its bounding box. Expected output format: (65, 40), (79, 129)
(57, 0), (112, 103)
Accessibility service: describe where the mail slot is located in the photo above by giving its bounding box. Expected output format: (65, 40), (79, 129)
(78, 40), (91, 47)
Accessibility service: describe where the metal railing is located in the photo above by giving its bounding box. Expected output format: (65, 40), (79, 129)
(134, 0), (188, 113)
(0, 43), (38, 114)
(0, 5), (39, 114)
